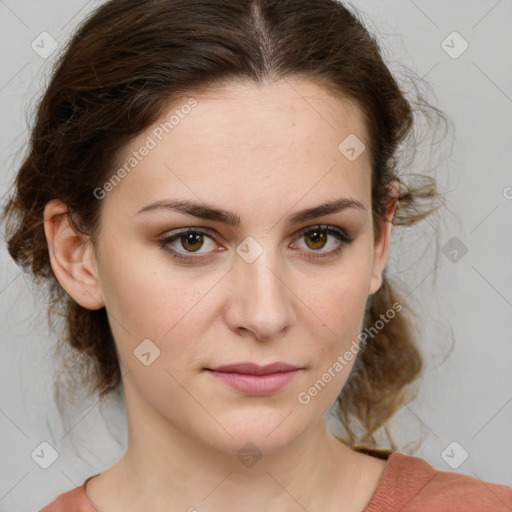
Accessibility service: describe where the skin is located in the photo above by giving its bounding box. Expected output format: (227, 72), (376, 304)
(44, 78), (399, 512)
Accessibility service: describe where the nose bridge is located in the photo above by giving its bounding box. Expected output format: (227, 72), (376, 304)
(230, 236), (294, 338)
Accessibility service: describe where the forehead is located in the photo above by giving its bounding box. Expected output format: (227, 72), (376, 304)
(105, 78), (371, 214)
(166, 77), (368, 147)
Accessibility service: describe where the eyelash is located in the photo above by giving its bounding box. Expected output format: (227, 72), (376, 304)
(157, 225), (355, 263)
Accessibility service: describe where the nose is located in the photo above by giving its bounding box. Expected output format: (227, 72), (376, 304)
(224, 244), (296, 341)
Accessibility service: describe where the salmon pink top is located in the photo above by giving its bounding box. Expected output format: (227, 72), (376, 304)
(39, 450), (512, 511)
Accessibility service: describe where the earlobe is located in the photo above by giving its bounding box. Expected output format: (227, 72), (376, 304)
(43, 199), (105, 310)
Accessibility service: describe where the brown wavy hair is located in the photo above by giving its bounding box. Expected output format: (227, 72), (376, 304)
(1, 0), (452, 453)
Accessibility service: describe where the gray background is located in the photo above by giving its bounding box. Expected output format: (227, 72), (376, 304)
(0, 0), (511, 510)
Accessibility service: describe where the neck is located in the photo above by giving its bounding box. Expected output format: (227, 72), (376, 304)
(87, 382), (370, 512)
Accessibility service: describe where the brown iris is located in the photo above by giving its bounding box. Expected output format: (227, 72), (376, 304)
(304, 230), (327, 250)
(180, 233), (205, 252)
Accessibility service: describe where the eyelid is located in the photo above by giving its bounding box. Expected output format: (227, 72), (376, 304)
(159, 224), (350, 241)
(294, 224), (352, 241)
(161, 226), (217, 238)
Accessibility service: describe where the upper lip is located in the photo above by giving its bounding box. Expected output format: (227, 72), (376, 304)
(206, 362), (301, 375)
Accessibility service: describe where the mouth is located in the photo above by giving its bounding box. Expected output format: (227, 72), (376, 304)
(203, 362), (303, 395)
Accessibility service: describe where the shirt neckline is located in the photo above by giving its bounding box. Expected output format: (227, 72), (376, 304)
(82, 451), (399, 511)
(361, 451), (400, 510)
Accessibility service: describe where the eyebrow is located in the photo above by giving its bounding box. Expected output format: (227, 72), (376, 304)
(136, 197), (365, 226)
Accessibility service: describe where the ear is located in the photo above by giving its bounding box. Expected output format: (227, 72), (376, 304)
(43, 199), (105, 310)
(368, 181), (400, 295)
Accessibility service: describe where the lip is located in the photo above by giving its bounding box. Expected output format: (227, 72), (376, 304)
(208, 362), (301, 375)
(204, 362), (303, 395)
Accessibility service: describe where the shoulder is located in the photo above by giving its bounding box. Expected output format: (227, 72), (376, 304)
(364, 451), (512, 512)
(39, 477), (98, 512)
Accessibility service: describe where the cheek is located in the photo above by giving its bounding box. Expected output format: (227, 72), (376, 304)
(307, 264), (371, 372)
(97, 234), (194, 334)
(304, 277), (370, 398)
(93, 250), (174, 381)
(318, 266), (371, 328)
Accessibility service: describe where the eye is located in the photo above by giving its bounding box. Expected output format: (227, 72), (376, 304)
(158, 227), (220, 262)
(158, 225), (355, 263)
(290, 225), (355, 259)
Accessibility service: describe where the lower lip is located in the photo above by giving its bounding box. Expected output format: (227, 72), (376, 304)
(205, 369), (301, 395)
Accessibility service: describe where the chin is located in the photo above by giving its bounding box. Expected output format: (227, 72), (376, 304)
(196, 407), (315, 457)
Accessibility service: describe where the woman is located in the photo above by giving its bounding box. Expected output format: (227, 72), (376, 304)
(2, 0), (511, 510)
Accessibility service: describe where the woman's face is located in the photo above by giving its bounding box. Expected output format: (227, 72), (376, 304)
(72, 78), (395, 455)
